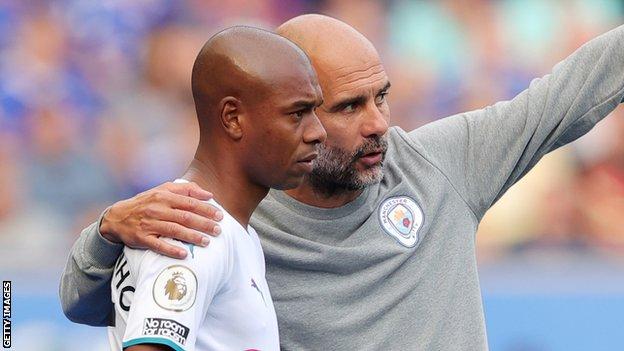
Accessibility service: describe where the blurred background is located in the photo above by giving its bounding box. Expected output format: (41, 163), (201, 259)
(0, 0), (623, 350)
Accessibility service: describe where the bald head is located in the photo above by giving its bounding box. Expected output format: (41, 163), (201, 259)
(191, 26), (313, 135)
(276, 15), (382, 87)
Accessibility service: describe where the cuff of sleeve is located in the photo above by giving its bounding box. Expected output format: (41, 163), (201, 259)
(123, 337), (185, 351)
(82, 207), (124, 268)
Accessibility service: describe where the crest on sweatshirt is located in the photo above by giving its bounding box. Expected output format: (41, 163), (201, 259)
(378, 196), (423, 247)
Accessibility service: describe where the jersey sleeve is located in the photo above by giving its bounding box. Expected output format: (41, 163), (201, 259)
(122, 236), (232, 351)
(405, 24), (624, 220)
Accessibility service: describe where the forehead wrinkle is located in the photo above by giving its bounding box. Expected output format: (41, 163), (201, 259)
(331, 63), (385, 82)
(275, 85), (318, 105)
(331, 69), (388, 94)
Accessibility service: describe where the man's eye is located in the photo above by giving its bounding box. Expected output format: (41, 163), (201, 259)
(292, 110), (305, 120)
(375, 92), (388, 105)
(343, 104), (356, 113)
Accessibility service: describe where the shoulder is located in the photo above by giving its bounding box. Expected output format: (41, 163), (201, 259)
(177, 211), (249, 272)
(387, 126), (422, 152)
(126, 233), (232, 282)
(381, 126), (425, 165)
(389, 113), (479, 157)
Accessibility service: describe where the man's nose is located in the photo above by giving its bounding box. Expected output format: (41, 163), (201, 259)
(303, 110), (327, 145)
(361, 103), (389, 138)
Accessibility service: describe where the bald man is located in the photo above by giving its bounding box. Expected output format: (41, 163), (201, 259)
(61, 15), (624, 350)
(105, 26), (325, 351)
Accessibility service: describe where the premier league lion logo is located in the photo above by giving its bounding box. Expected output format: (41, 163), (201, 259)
(164, 272), (187, 301)
(153, 265), (197, 311)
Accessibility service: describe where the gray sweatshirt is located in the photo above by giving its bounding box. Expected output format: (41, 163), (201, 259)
(60, 25), (624, 350)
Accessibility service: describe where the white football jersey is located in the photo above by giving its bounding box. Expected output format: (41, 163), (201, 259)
(108, 198), (279, 351)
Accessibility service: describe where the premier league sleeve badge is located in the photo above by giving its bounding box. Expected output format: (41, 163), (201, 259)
(152, 265), (198, 312)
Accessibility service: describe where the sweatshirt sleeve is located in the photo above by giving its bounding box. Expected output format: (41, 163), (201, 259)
(59, 208), (124, 326)
(407, 24), (624, 220)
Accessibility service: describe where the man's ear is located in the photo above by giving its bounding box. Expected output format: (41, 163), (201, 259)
(219, 96), (244, 140)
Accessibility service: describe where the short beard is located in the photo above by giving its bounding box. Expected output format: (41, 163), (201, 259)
(307, 135), (388, 197)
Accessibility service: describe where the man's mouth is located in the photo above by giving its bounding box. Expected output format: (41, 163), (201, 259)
(359, 150), (383, 167)
(296, 153), (318, 173)
(298, 153), (318, 163)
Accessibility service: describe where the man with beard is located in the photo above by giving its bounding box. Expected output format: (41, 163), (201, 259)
(61, 15), (624, 350)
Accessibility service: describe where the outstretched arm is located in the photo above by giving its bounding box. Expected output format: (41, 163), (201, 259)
(59, 181), (223, 326)
(407, 24), (624, 221)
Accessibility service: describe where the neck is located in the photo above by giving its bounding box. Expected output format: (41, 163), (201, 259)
(284, 179), (363, 208)
(183, 150), (268, 228)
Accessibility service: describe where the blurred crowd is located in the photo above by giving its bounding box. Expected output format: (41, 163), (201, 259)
(0, 0), (623, 271)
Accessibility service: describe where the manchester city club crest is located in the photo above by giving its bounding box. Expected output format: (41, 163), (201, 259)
(378, 196), (424, 247)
